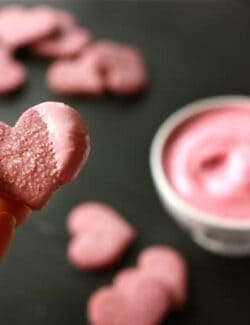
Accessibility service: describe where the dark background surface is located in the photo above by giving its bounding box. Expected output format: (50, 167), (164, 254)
(1, 0), (250, 324)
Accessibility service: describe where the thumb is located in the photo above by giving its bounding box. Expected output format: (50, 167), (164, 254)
(0, 197), (30, 227)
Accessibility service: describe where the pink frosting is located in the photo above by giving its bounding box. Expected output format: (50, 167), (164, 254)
(34, 102), (90, 184)
(164, 107), (250, 219)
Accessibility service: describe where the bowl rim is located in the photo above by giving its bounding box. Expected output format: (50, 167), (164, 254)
(150, 95), (250, 231)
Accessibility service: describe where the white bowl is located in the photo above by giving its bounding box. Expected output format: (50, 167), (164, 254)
(150, 95), (250, 256)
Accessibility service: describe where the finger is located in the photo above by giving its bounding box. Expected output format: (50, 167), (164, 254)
(0, 212), (15, 261)
(0, 197), (30, 227)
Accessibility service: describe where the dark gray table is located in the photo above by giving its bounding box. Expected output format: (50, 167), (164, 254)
(1, 0), (250, 324)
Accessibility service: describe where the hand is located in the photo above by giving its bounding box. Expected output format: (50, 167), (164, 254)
(0, 213), (15, 260)
(0, 198), (30, 261)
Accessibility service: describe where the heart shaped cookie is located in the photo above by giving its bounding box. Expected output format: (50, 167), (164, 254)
(114, 268), (172, 324)
(46, 8), (76, 30)
(0, 45), (26, 94)
(67, 202), (136, 270)
(138, 246), (188, 309)
(31, 26), (91, 59)
(0, 102), (89, 209)
(47, 40), (148, 96)
(88, 271), (170, 325)
(88, 287), (133, 325)
(0, 5), (59, 50)
(31, 6), (91, 59)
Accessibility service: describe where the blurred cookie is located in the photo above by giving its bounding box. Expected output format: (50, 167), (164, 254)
(138, 246), (188, 308)
(47, 40), (148, 96)
(0, 5), (59, 50)
(67, 202), (136, 270)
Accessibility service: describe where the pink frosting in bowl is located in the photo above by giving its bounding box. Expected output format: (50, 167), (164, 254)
(164, 107), (250, 220)
(150, 96), (250, 231)
(150, 96), (250, 254)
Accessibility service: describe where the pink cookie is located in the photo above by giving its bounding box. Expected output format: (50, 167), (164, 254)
(88, 287), (133, 325)
(0, 45), (26, 94)
(114, 268), (171, 321)
(88, 272), (170, 325)
(31, 26), (91, 59)
(47, 40), (148, 96)
(138, 246), (188, 309)
(31, 7), (91, 59)
(67, 202), (136, 270)
(32, 27), (91, 58)
(0, 102), (89, 209)
(0, 5), (59, 50)
(50, 8), (76, 29)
